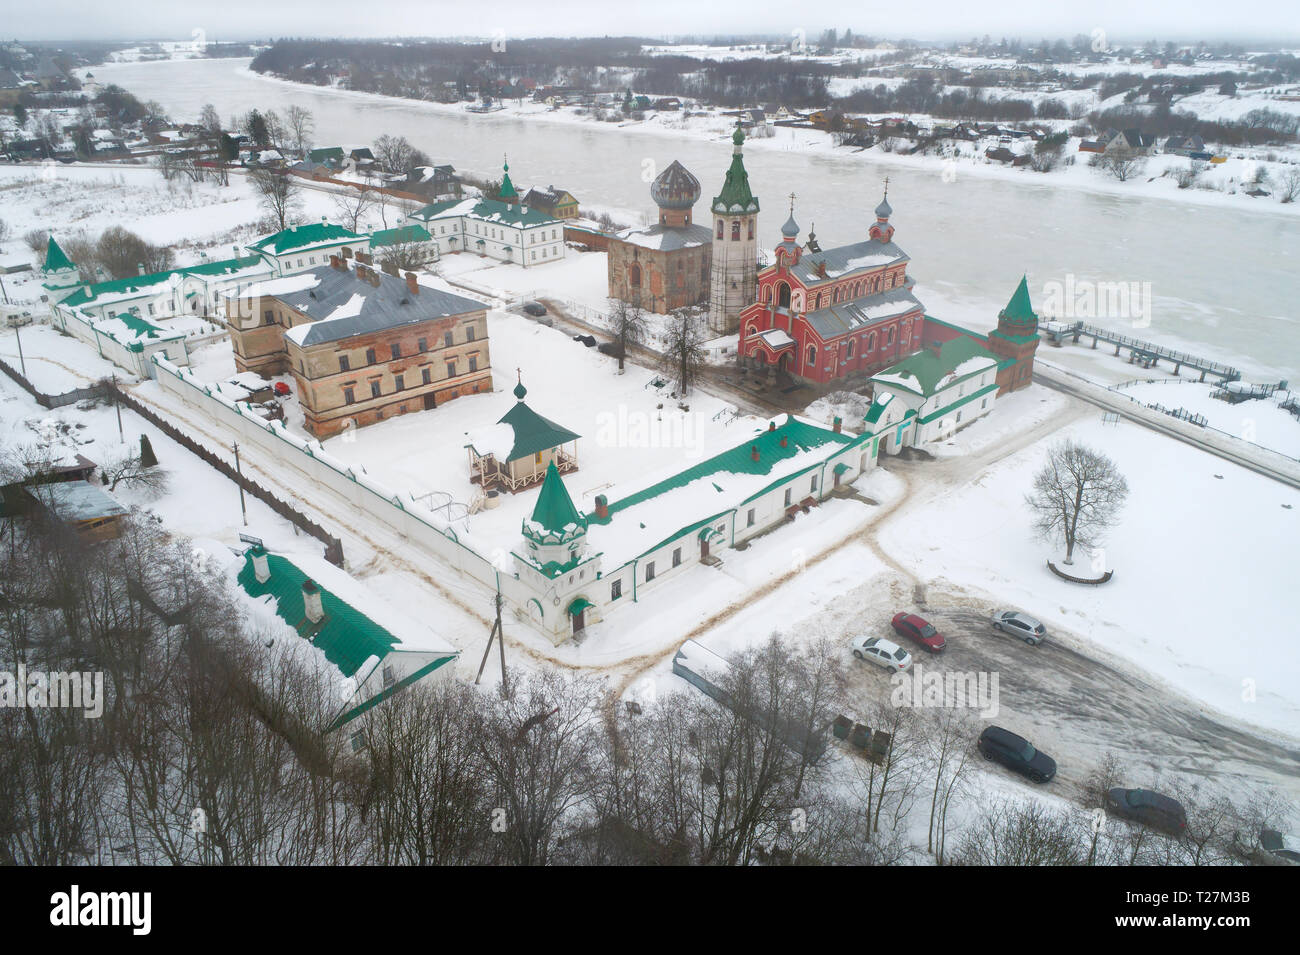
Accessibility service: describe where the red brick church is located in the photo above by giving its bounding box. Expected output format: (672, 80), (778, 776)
(736, 189), (1039, 396)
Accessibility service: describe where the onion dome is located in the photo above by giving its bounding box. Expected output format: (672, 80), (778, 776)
(875, 196), (892, 219)
(781, 214), (800, 238)
(650, 160), (701, 211)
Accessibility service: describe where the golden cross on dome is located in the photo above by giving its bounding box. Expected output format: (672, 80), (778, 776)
(883, 175), (890, 198)
(788, 191), (796, 215)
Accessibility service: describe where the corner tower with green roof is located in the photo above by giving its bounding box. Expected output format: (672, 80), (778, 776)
(709, 122), (760, 336)
(41, 236), (82, 302)
(986, 275), (1041, 395)
(499, 156), (518, 205)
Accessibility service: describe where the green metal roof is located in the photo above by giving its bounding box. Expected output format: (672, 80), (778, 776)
(999, 275), (1039, 327)
(44, 236), (76, 272)
(410, 197), (559, 227)
(566, 596), (594, 616)
(236, 551), (398, 678)
(308, 146), (344, 163)
(872, 336), (1000, 397)
(598, 416), (853, 519)
(59, 256), (264, 307)
(711, 126), (760, 214)
(528, 462), (585, 535)
(497, 398), (581, 462)
(248, 223), (364, 255)
(369, 224), (432, 247)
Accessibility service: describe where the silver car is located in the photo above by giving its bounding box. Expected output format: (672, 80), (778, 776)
(992, 610), (1047, 645)
(850, 635), (913, 672)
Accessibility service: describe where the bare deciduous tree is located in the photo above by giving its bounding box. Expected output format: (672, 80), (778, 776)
(1098, 143), (1145, 181)
(284, 105), (314, 159)
(607, 298), (648, 373)
(660, 309), (708, 397)
(1025, 439), (1129, 564)
(331, 187), (376, 233)
(250, 168), (300, 231)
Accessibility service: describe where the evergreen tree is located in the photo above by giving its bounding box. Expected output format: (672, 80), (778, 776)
(139, 434), (158, 468)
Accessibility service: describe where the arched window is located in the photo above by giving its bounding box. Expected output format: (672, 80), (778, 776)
(777, 282), (791, 308)
(716, 219), (724, 239)
(805, 344), (817, 368)
(746, 322), (757, 337)
(885, 326), (895, 346)
(867, 332), (876, 352)
(628, 264), (641, 288)
(731, 220), (741, 241)
(846, 338), (855, 358)
(747, 220), (754, 240)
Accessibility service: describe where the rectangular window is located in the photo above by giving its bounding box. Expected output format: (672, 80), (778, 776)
(446, 361), (456, 378)
(342, 386), (355, 405)
(469, 355), (478, 372)
(444, 331), (454, 347)
(645, 561), (656, 582)
(370, 380), (381, 399)
(390, 343), (401, 360)
(466, 326), (475, 342)
(811, 475), (818, 492)
(610, 579), (622, 601)
(264, 309), (273, 324)
(422, 367), (432, 385)
(747, 508), (756, 527)
(338, 354), (350, 372)
(366, 348), (377, 365)
(784, 488), (792, 507)
(418, 337), (428, 352)
(672, 547), (681, 567)
(394, 374), (405, 391)
(382, 665), (395, 687)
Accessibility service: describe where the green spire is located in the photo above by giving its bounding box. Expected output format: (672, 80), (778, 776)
(712, 123), (759, 214)
(499, 155), (517, 201)
(44, 236), (76, 272)
(999, 275), (1038, 326)
(527, 462), (584, 536)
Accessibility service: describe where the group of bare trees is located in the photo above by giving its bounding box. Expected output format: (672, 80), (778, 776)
(46, 225), (174, 282)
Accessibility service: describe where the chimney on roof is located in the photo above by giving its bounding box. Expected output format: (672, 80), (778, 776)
(369, 269), (380, 288)
(768, 421), (776, 431)
(779, 435), (788, 448)
(302, 579), (324, 624)
(405, 271), (419, 296)
(329, 254), (344, 271)
(833, 415), (842, 434)
(594, 494), (608, 519)
(251, 547), (270, 583)
(751, 445), (760, 462)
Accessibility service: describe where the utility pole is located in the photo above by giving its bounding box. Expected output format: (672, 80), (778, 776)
(474, 584), (508, 696)
(110, 372), (123, 441)
(13, 316), (26, 378)
(232, 441), (248, 526)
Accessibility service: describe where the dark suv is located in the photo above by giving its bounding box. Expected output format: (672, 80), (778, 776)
(978, 726), (1057, 783)
(1106, 788), (1187, 834)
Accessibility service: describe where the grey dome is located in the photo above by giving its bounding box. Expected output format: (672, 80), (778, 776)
(781, 214), (800, 237)
(650, 160), (701, 210)
(875, 196), (893, 218)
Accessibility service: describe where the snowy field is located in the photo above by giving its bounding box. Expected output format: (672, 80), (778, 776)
(1114, 379), (1300, 460)
(877, 412), (1300, 739)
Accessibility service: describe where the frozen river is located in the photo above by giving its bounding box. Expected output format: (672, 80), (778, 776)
(97, 57), (1300, 380)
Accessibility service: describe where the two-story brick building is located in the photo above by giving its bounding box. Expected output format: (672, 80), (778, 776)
(227, 257), (491, 438)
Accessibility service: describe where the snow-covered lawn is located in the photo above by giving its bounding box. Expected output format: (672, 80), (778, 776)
(878, 413), (1300, 738)
(0, 323), (132, 392)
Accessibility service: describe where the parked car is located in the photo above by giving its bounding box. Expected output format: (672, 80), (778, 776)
(1105, 788), (1187, 834)
(573, 333), (597, 347)
(522, 301), (547, 316)
(991, 610), (1047, 645)
(597, 341), (625, 359)
(850, 635), (912, 672)
(1259, 828), (1300, 864)
(977, 725), (1056, 783)
(890, 612), (946, 652)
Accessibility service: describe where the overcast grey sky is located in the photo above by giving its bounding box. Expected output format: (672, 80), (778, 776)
(9, 0), (1298, 44)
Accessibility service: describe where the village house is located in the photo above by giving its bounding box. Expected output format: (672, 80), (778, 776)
(235, 545), (459, 735)
(369, 224), (438, 268)
(227, 256), (491, 438)
(25, 479), (128, 542)
(607, 160), (713, 314)
(247, 222), (370, 277)
(521, 185), (579, 219)
(404, 163), (462, 201)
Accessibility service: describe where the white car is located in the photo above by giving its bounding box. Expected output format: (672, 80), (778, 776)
(850, 635), (912, 672)
(992, 610), (1047, 645)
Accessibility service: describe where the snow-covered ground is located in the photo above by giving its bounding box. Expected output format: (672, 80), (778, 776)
(1114, 378), (1300, 460)
(877, 410), (1300, 739)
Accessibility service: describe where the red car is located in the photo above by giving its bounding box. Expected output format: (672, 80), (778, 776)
(891, 612), (946, 653)
(273, 381), (292, 397)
